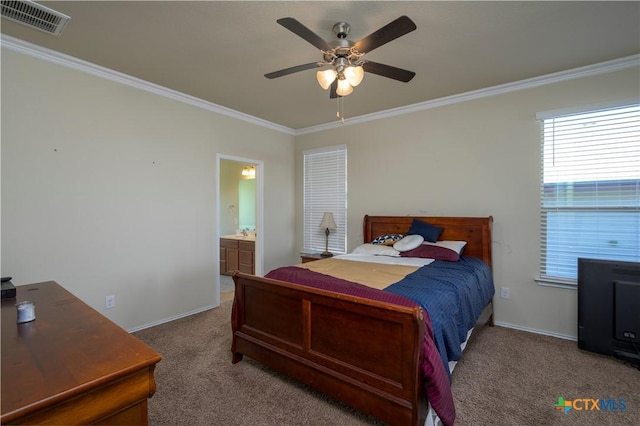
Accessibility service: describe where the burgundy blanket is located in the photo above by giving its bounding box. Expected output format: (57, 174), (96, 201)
(265, 265), (455, 426)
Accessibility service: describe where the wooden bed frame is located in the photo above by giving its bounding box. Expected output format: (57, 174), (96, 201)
(231, 216), (494, 426)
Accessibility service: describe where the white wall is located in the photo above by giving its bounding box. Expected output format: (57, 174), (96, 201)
(294, 66), (640, 339)
(1, 49), (295, 330)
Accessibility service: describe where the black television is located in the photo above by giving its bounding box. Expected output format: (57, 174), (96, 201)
(577, 258), (640, 364)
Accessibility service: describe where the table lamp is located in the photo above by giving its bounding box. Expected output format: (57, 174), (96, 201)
(319, 212), (337, 257)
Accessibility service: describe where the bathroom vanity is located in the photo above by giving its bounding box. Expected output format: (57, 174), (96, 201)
(220, 235), (255, 275)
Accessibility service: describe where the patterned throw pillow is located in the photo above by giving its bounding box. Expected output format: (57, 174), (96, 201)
(371, 233), (403, 246)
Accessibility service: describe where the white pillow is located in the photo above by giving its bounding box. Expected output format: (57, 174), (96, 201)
(423, 240), (467, 254)
(393, 234), (424, 252)
(352, 243), (400, 257)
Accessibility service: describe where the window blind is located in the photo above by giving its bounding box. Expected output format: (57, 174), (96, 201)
(303, 145), (347, 254)
(539, 103), (640, 283)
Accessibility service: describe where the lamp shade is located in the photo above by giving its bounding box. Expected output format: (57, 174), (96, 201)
(344, 65), (364, 87)
(336, 79), (353, 96)
(319, 212), (337, 230)
(316, 69), (337, 90)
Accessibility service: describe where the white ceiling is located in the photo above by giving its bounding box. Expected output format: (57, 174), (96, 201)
(2, 1), (639, 130)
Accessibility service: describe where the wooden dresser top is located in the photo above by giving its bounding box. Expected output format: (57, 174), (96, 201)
(1, 281), (162, 423)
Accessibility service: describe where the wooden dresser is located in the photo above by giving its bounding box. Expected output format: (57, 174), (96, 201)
(1, 281), (162, 425)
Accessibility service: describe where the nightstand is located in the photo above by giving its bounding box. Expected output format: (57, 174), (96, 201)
(300, 253), (325, 263)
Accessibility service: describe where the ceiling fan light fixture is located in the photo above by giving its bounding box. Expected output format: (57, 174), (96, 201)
(267, 16), (416, 103)
(336, 78), (353, 96)
(316, 69), (337, 90)
(344, 65), (364, 87)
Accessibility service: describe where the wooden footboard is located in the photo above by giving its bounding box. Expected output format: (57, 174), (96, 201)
(231, 272), (428, 426)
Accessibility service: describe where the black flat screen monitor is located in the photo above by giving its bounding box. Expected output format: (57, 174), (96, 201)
(577, 258), (640, 363)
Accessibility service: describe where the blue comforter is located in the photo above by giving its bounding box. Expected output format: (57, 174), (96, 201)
(385, 257), (495, 377)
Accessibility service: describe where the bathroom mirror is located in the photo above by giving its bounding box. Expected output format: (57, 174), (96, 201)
(238, 177), (256, 231)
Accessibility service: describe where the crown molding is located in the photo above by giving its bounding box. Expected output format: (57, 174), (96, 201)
(2, 34), (637, 137)
(0, 35), (296, 136)
(296, 54), (640, 135)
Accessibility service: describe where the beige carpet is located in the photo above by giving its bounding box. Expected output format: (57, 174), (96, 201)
(451, 324), (639, 425)
(134, 301), (639, 425)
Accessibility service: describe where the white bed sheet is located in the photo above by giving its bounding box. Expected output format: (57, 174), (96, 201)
(335, 253), (435, 267)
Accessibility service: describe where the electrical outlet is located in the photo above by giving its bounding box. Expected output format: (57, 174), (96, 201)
(105, 294), (116, 309)
(500, 287), (510, 299)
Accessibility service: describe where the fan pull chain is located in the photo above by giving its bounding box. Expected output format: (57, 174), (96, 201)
(336, 96), (345, 124)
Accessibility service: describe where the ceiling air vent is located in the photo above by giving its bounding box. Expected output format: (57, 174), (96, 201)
(1, 0), (70, 36)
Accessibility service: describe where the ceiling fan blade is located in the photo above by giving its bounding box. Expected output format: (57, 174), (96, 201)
(277, 17), (333, 51)
(329, 80), (338, 98)
(264, 62), (320, 79)
(362, 61), (416, 82)
(353, 16), (416, 54)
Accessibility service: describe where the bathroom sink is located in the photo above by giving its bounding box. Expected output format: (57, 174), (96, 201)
(221, 234), (256, 241)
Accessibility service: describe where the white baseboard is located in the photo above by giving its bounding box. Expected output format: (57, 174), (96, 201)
(494, 321), (577, 342)
(127, 304), (216, 333)
(128, 309), (579, 342)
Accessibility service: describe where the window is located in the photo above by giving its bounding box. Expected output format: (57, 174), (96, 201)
(538, 103), (640, 284)
(303, 145), (347, 254)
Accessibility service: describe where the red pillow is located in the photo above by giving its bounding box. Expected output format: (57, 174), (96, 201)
(400, 244), (462, 261)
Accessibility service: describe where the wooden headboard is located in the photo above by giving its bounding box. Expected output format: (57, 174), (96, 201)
(363, 215), (493, 268)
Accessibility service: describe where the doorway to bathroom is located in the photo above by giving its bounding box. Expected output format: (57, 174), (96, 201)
(217, 155), (263, 304)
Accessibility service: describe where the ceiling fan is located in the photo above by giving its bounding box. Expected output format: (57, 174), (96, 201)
(265, 16), (417, 98)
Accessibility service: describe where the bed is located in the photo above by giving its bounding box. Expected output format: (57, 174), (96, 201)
(231, 215), (495, 426)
